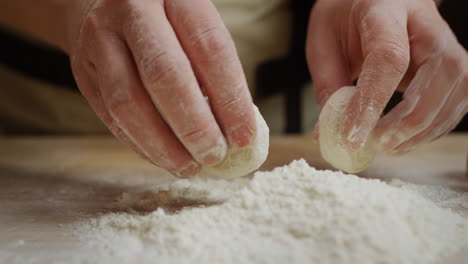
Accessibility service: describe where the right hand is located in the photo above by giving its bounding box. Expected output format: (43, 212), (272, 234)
(64, 0), (256, 178)
(307, 0), (467, 154)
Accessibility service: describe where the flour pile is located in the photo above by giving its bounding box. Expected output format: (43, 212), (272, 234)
(78, 160), (468, 264)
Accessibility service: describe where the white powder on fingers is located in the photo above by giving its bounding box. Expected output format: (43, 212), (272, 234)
(319, 86), (377, 173)
(77, 160), (468, 264)
(201, 105), (269, 179)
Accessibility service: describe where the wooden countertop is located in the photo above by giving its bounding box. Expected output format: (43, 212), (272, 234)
(0, 134), (467, 263)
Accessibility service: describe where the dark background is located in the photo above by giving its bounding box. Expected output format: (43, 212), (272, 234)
(0, 0), (466, 134)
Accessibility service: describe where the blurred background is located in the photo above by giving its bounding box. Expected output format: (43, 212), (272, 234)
(0, 0), (466, 136)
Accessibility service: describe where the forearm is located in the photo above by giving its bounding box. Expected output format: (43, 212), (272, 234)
(0, 0), (69, 51)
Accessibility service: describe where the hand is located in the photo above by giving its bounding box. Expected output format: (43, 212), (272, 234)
(65, 0), (256, 178)
(307, 0), (467, 154)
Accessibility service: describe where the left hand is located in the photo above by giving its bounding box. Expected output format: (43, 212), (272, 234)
(307, 0), (467, 154)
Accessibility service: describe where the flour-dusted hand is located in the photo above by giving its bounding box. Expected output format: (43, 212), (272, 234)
(64, 0), (256, 178)
(307, 0), (467, 154)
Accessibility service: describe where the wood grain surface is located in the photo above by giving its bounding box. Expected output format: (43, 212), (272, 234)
(0, 134), (467, 263)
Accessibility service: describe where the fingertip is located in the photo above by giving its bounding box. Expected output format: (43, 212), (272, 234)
(229, 124), (254, 148)
(172, 161), (202, 179)
(344, 127), (368, 151)
(343, 113), (369, 151)
(198, 137), (227, 166)
(391, 142), (416, 156)
(343, 94), (384, 151)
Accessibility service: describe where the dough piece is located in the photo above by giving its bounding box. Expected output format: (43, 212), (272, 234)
(202, 105), (269, 179)
(319, 86), (376, 173)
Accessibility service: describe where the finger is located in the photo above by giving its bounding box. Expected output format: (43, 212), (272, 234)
(392, 73), (468, 154)
(378, 52), (461, 151)
(374, 60), (440, 141)
(123, 1), (227, 165)
(80, 21), (201, 178)
(306, 2), (353, 108)
(166, 0), (255, 147)
(373, 6), (447, 142)
(394, 113), (466, 155)
(343, 2), (410, 150)
(71, 56), (150, 162)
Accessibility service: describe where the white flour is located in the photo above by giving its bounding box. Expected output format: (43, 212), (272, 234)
(77, 160), (468, 264)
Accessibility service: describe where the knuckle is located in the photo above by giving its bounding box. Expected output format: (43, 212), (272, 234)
(121, 3), (147, 32)
(444, 53), (464, 74)
(402, 113), (432, 132)
(140, 51), (180, 85)
(82, 12), (102, 37)
(417, 34), (445, 55)
(106, 93), (131, 117)
(79, 13), (109, 55)
(372, 43), (409, 75)
(190, 26), (231, 58)
(212, 81), (249, 116)
(411, 28), (451, 60)
(352, 0), (374, 18)
(180, 121), (215, 145)
(357, 9), (383, 34)
(219, 96), (243, 115)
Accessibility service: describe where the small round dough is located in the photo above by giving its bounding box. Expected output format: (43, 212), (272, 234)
(319, 86), (376, 174)
(201, 105), (269, 179)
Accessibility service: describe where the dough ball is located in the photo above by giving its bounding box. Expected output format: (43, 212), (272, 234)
(319, 86), (376, 174)
(201, 105), (269, 179)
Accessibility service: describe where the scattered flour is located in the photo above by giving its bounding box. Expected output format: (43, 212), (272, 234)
(77, 159), (468, 264)
(390, 179), (468, 214)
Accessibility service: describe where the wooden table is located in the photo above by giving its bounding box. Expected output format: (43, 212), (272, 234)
(0, 134), (467, 263)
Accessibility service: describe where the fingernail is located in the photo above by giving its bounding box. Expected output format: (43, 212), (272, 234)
(174, 161), (200, 179)
(199, 138), (227, 166)
(229, 125), (254, 147)
(202, 153), (221, 165)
